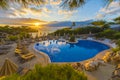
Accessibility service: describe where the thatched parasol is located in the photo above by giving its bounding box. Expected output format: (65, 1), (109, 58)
(0, 59), (18, 76)
(22, 45), (29, 54)
(17, 35), (22, 49)
(0, 39), (5, 45)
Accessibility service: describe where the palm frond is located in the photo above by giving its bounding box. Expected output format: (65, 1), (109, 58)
(14, 0), (45, 7)
(61, 0), (119, 10)
(61, 0), (86, 10)
(104, 0), (113, 7)
(0, 0), (45, 8)
(0, 0), (9, 9)
(0, 0), (119, 9)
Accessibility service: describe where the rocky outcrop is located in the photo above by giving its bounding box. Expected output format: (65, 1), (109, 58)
(110, 64), (120, 80)
(103, 51), (120, 64)
(71, 63), (84, 71)
(103, 51), (113, 62)
(84, 59), (105, 71)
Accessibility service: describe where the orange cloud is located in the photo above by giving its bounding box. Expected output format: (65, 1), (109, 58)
(0, 18), (47, 26)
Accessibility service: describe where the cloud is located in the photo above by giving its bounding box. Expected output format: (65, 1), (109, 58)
(49, 0), (62, 5)
(42, 7), (51, 13)
(95, 1), (120, 19)
(0, 0), (78, 22)
(95, 14), (105, 19)
(58, 10), (77, 15)
(0, 18), (47, 26)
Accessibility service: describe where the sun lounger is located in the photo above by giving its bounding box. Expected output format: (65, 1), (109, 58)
(15, 49), (22, 56)
(19, 53), (35, 62)
(21, 53), (35, 59)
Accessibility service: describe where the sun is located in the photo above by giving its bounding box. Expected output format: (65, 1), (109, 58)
(34, 23), (40, 26)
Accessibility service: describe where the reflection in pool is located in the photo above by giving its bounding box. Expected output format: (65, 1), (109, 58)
(35, 40), (110, 62)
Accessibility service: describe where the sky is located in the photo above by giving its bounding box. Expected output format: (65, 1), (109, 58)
(0, 0), (120, 26)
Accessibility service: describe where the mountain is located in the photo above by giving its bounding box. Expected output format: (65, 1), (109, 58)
(110, 24), (120, 31)
(43, 20), (94, 28)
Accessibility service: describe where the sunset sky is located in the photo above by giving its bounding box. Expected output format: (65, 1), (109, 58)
(0, 0), (120, 26)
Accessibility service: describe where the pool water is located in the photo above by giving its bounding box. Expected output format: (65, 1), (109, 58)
(35, 40), (110, 62)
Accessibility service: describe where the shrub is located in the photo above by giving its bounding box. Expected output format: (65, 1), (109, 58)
(116, 39), (120, 48)
(69, 35), (75, 42)
(112, 47), (120, 53)
(8, 35), (18, 41)
(113, 32), (120, 39)
(52, 26), (103, 36)
(91, 20), (106, 26)
(95, 29), (116, 39)
(3, 64), (87, 80)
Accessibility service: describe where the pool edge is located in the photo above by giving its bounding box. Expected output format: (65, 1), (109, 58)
(33, 44), (51, 64)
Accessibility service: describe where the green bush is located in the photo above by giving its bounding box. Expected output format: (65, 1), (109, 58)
(95, 29), (116, 39)
(52, 26), (103, 36)
(116, 39), (120, 48)
(114, 16), (120, 24)
(69, 35), (75, 42)
(3, 64), (87, 80)
(112, 47), (120, 53)
(0, 26), (37, 35)
(113, 32), (120, 39)
(8, 35), (18, 41)
(91, 20), (106, 26)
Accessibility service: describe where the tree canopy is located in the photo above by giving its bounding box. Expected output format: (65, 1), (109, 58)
(114, 16), (120, 24)
(91, 20), (107, 27)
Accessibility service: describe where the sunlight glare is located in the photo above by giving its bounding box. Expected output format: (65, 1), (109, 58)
(34, 23), (40, 26)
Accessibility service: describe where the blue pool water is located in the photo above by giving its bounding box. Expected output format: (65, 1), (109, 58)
(35, 40), (110, 62)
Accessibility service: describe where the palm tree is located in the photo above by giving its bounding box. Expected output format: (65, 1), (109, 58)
(71, 22), (76, 29)
(91, 20), (107, 27)
(61, 0), (116, 10)
(61, 0), (85, 10)
(114, 16), (120, 24)
(0, 0), (118, 9)
(91, 20), (110, 30)
(0, 0), (8, 8)
(0, 0), (45, 8)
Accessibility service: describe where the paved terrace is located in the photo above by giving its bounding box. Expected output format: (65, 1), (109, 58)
(0, 43), (49, 70)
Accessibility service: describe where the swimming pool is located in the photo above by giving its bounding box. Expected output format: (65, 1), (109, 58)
(34, 40), (110, 62)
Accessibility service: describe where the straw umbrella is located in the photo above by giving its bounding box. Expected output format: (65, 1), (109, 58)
(16, 35), (22, 49)
(0, 39), (5, 45)
(56, 34), (58, 39)
(89, 31), (92, 37)
(0, 59), (18, 76)
(63, 33), (66, 38)
(22, 45), (29, 54)
(29, 33), (33, 39)
(64, 33), (66, 36)
(58, 33), (61, 38)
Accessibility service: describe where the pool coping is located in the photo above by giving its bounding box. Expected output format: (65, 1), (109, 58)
(33, 45), (51, 63)
(33, 39), (113, 64)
